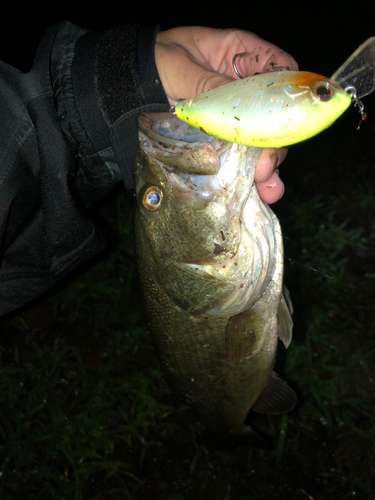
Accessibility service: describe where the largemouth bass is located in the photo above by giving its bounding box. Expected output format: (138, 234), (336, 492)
(133, 112), (297, 439)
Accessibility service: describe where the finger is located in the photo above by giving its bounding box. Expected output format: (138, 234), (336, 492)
(230, 30), (298, 77)
(256, 170), (285, 204)
(236, 49), (298, 78)
(254, 147), (288, 182)
(191, 28), (298, 79)
(262, 52), (297, 73)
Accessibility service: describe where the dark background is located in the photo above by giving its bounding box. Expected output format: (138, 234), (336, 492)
(1, 1), (374, 78)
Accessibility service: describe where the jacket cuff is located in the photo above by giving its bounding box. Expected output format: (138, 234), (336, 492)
(96, 24), (170, 188)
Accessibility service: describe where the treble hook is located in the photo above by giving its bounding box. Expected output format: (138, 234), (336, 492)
(345, 85), (367, 130)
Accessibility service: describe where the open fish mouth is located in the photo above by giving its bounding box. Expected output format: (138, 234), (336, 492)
(137, 113), (279, 318)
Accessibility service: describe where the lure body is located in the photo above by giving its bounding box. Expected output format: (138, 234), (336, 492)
(174, 71), (351, 148)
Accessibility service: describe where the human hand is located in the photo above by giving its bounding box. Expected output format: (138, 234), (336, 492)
(155, 27), (298, 204)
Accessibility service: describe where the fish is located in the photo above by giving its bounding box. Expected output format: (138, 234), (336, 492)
(172, 71), (352, 147)
(133, 111), (297, 441)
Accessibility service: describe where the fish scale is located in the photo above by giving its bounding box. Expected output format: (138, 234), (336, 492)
(136, 247), (276, 434)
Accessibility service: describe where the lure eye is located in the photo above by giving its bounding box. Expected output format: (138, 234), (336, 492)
(313, 82), (334, 102)
(142, 186), (163, 211)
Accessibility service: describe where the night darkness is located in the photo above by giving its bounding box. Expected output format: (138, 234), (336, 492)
(1, 3), (375, 75)
(1, 3), (375, 500)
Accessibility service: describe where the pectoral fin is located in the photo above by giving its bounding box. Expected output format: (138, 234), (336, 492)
(252, 372), (297, 414)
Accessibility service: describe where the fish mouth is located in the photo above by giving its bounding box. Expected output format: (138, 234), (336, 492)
(143, 112), (219, 144)
(137, 112), (280, 318)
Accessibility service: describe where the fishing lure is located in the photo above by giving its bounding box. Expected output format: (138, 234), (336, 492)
(170, 38), (375, 148)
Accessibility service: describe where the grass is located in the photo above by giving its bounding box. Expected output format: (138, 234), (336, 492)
(1, 117), (374, 499)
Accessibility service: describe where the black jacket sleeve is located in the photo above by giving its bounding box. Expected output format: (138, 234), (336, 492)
(0, 21), (169, 315)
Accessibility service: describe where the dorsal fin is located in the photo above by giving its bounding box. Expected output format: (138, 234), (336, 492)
(278, 285), (293, 348)
(252, 372), (297, 414)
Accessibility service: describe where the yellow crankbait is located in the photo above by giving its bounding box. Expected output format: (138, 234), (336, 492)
(170, 38), (375, 148)
(171, 71), (351, 148)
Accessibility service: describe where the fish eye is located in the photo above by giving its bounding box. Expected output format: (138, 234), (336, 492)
(313, 82), (334, 102)
(142, 186), (163, 211)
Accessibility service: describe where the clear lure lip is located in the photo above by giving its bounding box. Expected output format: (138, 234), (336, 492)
(330, 37), (375, 124)
(331, 37), (375, 100)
